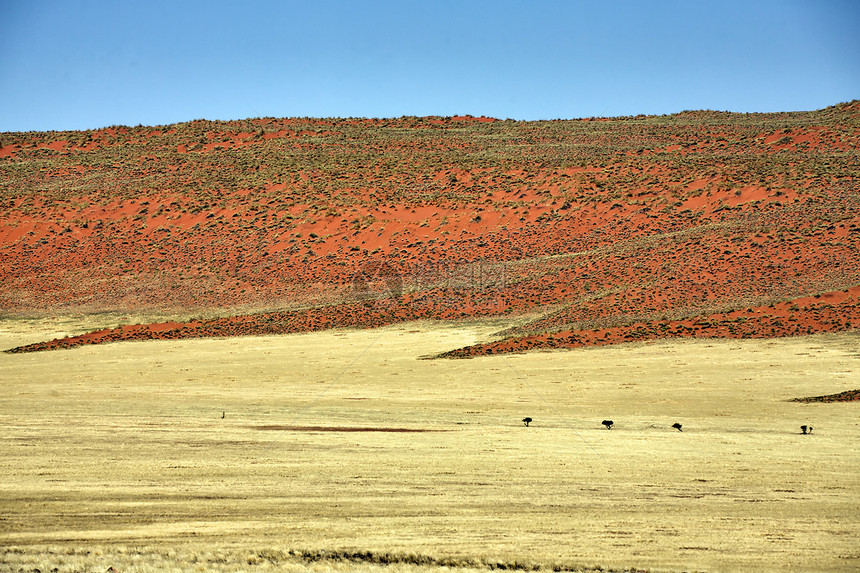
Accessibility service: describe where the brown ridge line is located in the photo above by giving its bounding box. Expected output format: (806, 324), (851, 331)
(3, 302), (411, 354)
(790, 389), (860, 403)
(3, 285), (522, 354)
(435, 286), (860, 359)
(5, 286), (859, 356)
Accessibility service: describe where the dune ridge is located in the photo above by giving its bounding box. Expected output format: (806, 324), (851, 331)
(2, 102), (858, 354)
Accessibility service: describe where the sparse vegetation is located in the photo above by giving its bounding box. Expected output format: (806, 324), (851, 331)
(1, 323), (858, 572)
(1, 103), (858, 341)
(1, 102), (859, 572)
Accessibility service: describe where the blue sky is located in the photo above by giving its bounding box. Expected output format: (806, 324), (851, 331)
(1, 0), (858, 132)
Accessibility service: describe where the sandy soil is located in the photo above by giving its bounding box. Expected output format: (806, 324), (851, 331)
(1, 319), (858, 572)
(2, 104), (859, 571)
(3, 105), (858, 329)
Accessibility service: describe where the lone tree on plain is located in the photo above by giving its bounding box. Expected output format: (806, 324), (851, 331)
(801, 425), (813, 434)
(522, 417), (532, 427)
(672, 422), (683, 431)
(602, 420), (614, 430)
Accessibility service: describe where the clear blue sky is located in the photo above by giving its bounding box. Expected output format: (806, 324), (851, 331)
(1, 0), (858, 132)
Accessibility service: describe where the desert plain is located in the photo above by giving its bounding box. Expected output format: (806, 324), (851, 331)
(2, 103), (859, 571)
(1, 317), (858, 572)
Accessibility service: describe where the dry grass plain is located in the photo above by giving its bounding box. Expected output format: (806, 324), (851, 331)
(1, 318), (858, 572)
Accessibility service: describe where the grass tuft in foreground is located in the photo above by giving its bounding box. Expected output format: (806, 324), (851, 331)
(2, 545), (659, 573)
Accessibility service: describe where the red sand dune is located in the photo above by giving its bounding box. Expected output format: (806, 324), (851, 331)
(791, 389), (860, 403)
(435, 286), (860, 358)
(2, 102), (859, 356)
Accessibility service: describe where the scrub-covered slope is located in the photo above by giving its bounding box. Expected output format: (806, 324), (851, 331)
(2, 102), (858, 353)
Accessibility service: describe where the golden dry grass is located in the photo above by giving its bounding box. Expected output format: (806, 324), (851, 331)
(1, 318), (858, 572)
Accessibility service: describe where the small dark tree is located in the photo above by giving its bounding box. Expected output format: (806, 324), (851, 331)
(672, 423), (683, 431)
(602, 420), (614, 430)
(801, 425), (807, 434)
(522, 417), (532, 427)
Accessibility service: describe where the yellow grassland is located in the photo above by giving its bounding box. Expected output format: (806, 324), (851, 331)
(1, 318), (858, 572)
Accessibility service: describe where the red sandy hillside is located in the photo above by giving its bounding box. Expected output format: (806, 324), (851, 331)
(435, 286), (860, 358)
(1, 103), (859, 355)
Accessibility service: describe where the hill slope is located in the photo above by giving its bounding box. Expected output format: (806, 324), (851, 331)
(2, 103), (859, 353)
